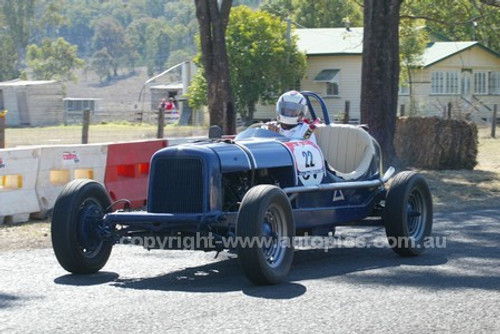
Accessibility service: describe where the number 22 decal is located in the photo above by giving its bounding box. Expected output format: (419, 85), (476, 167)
(302, 150), (315, 168)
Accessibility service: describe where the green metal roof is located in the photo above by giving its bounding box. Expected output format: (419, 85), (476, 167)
(421, 41), (500, 67)
(295, 28), (364, 55)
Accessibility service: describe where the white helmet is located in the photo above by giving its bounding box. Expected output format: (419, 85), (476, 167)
(276, 90), (308, 126)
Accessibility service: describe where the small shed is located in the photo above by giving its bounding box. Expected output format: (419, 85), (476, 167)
(0, 80), (64, 126)
(63, 98), (100, 125)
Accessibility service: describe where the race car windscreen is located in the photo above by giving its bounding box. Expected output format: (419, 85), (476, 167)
(235, 127), (286, 141)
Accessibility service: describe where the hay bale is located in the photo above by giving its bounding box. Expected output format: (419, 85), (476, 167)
(394, 117), (478, 170)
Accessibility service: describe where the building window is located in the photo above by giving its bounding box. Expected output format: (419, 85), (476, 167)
(326, 82), (339, 96)
(314, 69), (340, 96)
(431, 71), (459, 94)
(431, 72), (443, 94)
(489, 72), (500, 95)
(474, 72), (487, 94)
(64, 99), (96, 112)
(446, 72), (459, 94)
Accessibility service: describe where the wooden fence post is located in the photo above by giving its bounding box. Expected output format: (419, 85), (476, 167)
(157, 108), (165, 138)
(82, 109), (90, 144)
(0, 114), (5, 149)
(343, 100), (350, 124)
(492, 104), (497, 139)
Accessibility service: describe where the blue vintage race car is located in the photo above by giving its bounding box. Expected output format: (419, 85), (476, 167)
(51, 92), (433, 285)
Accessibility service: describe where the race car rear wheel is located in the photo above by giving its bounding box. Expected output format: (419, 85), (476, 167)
(384, 171), (433, 256)
(236, 185), (294, 285)
(51, 179), (113, 274)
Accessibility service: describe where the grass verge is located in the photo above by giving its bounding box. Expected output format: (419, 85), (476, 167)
(5, 122), (208, 148)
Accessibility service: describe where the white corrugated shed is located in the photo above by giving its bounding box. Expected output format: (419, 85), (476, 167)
(0, 80), (64, 126)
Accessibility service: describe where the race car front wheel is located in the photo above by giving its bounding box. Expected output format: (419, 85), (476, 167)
(51, 179), (113, 274)
(384, 171), (433, 256)
(236, 185), (295, 285)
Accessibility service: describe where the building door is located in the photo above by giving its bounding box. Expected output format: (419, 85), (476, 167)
(16, 90), (30, 125)
(461, 70), (472, 100)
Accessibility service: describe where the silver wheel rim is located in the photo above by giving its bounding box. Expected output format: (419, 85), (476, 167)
(407, 188), (426, 240)
(261, 204), (287, 268)
(78, 198), (105, 258)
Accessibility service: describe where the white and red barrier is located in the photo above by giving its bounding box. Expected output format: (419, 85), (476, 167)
(33, 144), (108, 218)
(0, 147), (41, 223)
(0, 136), (201, 224)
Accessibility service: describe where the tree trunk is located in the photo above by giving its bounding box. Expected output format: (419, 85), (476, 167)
(360, 0), (402, 168)
(194, 0), (236, 135)
(407, 63), (416, 116)
(247, 101), (256, 125)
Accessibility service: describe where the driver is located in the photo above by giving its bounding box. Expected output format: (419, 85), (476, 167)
(266, 90), (318, 144)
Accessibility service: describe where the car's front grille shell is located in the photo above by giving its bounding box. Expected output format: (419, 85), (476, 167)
(149, 157), (204, 213)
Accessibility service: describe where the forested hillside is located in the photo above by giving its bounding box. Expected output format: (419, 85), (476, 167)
(0, 0), (261, 82)
(1, 0), (499, 121)
(1, 0), (499, 84)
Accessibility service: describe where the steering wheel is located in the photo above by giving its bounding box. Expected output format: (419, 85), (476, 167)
(300, 91), (331, 125)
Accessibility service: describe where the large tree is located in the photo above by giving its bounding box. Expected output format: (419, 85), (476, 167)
(194, 0), (235, 135)
(1, 0), (35, 56)
(126, 17), (155, 63)
(261, 0), (363, 27)
(92, 17), (130, 77)
(0, 33), (18, 81)
(226, 6), (306, 123)
(294, 0), (363, 28)
(402, 0), (500, 52)
(25, 37), (84, 81)
(360, 0), (403, 168)
(145, 19), (171, 76)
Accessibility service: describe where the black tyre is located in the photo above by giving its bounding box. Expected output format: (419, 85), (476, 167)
(236, 185), (295, 285)
(384, 171), (433, 256)
(51, 179), (113, 273)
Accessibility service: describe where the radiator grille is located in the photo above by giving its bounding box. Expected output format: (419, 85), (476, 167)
(150, 157), (204, 213)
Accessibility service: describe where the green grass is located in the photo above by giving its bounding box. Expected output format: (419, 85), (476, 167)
(5, 122), (209, 148)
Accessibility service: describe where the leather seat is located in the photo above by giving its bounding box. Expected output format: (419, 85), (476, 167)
(315, 123), (376, 180)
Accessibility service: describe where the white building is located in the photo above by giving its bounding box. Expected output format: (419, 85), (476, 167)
(254, 27), (500, 123)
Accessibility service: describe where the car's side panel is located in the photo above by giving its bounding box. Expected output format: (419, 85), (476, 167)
(292, 188), (381, 228)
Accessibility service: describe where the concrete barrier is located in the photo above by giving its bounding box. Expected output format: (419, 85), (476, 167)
(0, 147), (41, 223)
(34, 144), (108, 218)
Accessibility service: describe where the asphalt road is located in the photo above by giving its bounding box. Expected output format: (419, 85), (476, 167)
(1, 209), (499, 333)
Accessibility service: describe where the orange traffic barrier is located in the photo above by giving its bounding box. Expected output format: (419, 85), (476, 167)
(104, 140), (167, 209)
